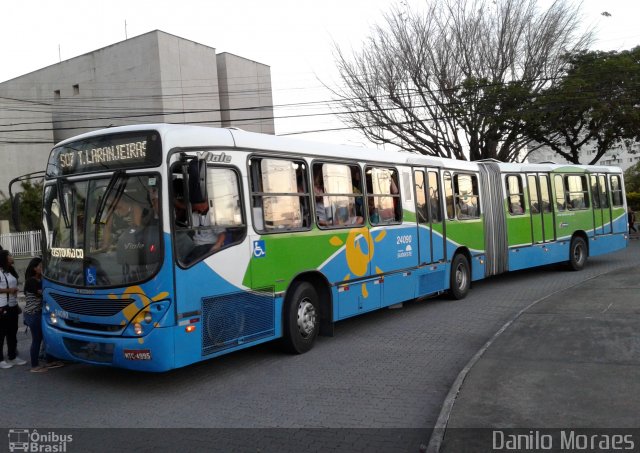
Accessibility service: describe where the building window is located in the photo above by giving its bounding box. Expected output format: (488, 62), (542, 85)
(54, 90), (61, 100)
(73, 84), (79, 95)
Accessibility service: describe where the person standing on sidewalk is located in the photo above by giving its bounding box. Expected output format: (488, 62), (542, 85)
(628, 207), (637, 234)
(0, 250), (27, 368)
(23, 257), (64, 372)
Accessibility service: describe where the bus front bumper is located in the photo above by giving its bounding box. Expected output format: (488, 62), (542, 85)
(42, 321), (175, 372)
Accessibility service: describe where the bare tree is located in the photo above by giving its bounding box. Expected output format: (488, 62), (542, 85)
(332, 0), (592, 161)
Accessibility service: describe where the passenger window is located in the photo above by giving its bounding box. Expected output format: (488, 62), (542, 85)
(527, 175), (539, 214)
(598, 175), (610, 208)
(365, 166), (401, 225)
(610, 175), (623, 207)
(506, 175), (525, 215)
(313, 162), (364, 228)
(444, 172), (454, 220)
(554, 175), (566, 211)
(428, 171), (442, 223)
(539, 175), (552, 213)
(415, 170), (428, 224)
(173, 164), (245, 266)
(565, 175), (589, 210)
(453, 173), (480, 219)
(249, 157), (310, 233)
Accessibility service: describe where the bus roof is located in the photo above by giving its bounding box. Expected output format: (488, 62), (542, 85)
(54, 124), (623, 173)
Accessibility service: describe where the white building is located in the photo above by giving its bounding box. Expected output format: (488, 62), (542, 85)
(528, 139), (640, 170)
(0, 30), (274, 195)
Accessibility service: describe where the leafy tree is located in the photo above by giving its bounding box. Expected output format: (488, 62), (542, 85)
(624, 161), (640, 193)
(522, 47), (640, 164)
(0, 181), (43, 231)
(332, 0), (591, 161)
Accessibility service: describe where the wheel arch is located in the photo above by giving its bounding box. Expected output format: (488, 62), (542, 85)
(284, 271), (334, 337)
(572, 230), (589, 256)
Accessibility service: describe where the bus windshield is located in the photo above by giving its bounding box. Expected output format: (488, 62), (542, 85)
(42, 173), (162, 288)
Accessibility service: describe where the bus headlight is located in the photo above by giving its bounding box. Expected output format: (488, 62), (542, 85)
(50, 312), (58, 325)
(134, 323), (143, 335)
(143, 311), (152, 324)
(45, 303), (51, 313)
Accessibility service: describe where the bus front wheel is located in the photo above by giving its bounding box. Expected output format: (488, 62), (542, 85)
(283, 281), (319, 354)
(569, 236), (587, 271)
(449, 254), (471, 300)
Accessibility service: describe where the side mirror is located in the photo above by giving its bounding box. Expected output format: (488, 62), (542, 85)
(188, 159), (208, 204)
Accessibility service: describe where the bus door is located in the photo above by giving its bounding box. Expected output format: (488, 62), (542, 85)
(414, 168), (445, 264)
(527, 174), (554, 243)
(590, 174), (613, 235)
(527, 174), (555, 243)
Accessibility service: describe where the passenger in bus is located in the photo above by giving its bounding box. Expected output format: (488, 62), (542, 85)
(183, 201), (227, 262)
(314, 172), (331, 226)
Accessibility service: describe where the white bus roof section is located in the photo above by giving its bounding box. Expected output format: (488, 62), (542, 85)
(54, 124), (624, 174)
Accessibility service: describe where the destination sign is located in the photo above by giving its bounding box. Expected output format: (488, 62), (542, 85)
(47, 131), (162, 176)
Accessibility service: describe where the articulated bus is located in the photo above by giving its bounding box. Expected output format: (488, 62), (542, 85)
(35, 124), (627, 371)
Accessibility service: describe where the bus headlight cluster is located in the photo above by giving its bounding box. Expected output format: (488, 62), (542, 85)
(50, 312), (58, 325)
(143, 311), (152, 324)
(134, 322), (143, 335)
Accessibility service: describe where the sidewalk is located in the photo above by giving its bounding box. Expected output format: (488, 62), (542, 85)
(434, 253), (640, 451)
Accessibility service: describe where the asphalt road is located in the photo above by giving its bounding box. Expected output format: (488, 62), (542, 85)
(2, 241), (638, 451)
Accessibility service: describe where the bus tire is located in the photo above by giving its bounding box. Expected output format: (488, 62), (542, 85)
(569, 236), (587, 271)
(449, 253), (470, 300)
(283, 281), (319, 354)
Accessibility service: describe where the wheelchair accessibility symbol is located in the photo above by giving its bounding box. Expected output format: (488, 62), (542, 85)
(86, 267), (97, 286)
(253, 240), (266, 258)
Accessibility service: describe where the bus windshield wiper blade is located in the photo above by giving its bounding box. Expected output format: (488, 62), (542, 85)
(94, 170), (124, 225)
(56, 177), (71, 229)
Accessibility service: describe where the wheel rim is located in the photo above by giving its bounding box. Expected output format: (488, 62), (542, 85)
(455, 262), (468, 290)
(573, 242), (585, 265)
(297, 299), (317, 339)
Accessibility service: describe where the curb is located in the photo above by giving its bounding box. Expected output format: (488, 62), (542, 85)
(425, 269), (615, 453)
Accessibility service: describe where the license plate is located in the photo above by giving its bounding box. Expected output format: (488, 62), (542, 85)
(123, 349), (151, 360)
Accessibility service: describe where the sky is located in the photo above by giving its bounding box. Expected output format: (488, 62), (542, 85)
(1, 0), (639, 147)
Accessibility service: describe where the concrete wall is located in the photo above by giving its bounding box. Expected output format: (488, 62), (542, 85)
(217, 52), (275, 134)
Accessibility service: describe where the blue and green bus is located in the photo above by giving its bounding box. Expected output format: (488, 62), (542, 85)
(31, 124), (627, 371)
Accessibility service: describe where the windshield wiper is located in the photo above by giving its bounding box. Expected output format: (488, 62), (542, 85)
(56, 178), (71, 229)
(94, 170), (125, 225)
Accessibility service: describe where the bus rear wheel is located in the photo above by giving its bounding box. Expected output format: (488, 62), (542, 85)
(283, 281), (319, 354)
(449, 253), (470, 300)
(569, 236), (587, 271)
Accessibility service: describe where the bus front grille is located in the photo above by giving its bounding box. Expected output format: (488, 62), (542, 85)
(50, 293), (134, 317)
(201, 288), (275, 355)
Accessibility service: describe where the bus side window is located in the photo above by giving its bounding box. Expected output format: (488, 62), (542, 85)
(175, 166), (245, 266)
(444, 172), (454, 220)
(314, 162), (364, 228)
(506, 174), (525, 215)
(453, 173), (480, 219)
(365, 166), (401, 225)
(554, 175), (566, 211)
(249, 157), (310, 233)
(611, 175), (623, 206)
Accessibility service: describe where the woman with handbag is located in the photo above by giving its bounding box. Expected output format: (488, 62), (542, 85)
(0, 250), (27, 368)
